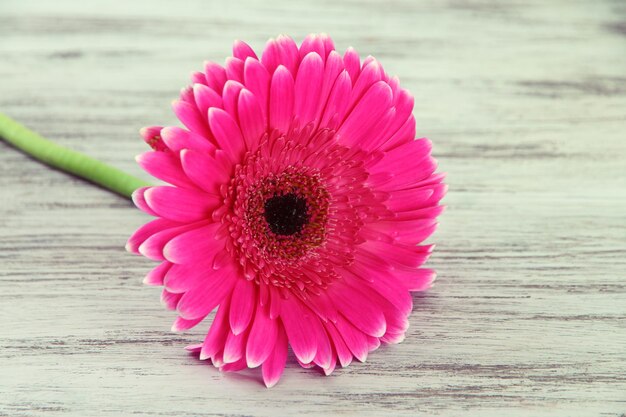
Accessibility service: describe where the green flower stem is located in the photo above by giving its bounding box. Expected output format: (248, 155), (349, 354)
(0, 112), (151, 199)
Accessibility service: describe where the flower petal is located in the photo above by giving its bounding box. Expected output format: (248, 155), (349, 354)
(327, 279), (386, 338)
(126, 218), (178, 254)
(294, 52), (324, 125)
(164, 261), (213, 293)
(262, 322), (288, 388)
(160, 126), (215, 153)
(140, 222), (203, 261)
(200, 295), (231, 360)
(225, 57), (245, 84)
(171, 315), (205, 332)
(135, 151), (197, 188)
(221, 80), (244, 120)
(229, 278), (256, 335)
(161, 289), (182, 311)
(324, 320), (353, 367)
(320, 70), (351, 129)
(177, 264), (237, 320)
(204, 61), (227, 93)
(343, 47), (361, 84)
(193, 83), (223, 121)
(144, 186), (219, 222)
(246, 303), (278, 368)
(143, 261), (172, 286)
(338, 81), (393, 148)
(262, 35), (299, 76)
(394, 267), (437, 292)
(238, 89), (266, 150)
(334, 316), (368, 362)
(208, 107), (246, 163)
(131, 186), (158, 216)
(299, 34), (326, 61)
(269, 65), (295, 133)
(163, 223), (224, 264)
(172, 99), (211, 139)
(232, 39), (257, 61)
(180, 149), (231, 195)
(223, 329), (247, 364)
(280, 296), (318, 364)
(243, 57), (270, 119)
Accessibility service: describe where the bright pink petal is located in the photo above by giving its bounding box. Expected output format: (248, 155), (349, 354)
(262, 35), (299, 76)
(243, 57), (270, 120)
(338, 81), (393, 148)
(131, 187), (158, 217)
(143, 261), (172, 286)
(164, 261), (214, 293)
(232, 40), (257, 61)
(200, 295), (231, 360)
(320, 70), (351, 129)
(316, 51), (344, 123)
(305, 292), (338, 323)
(160, 126), (215, 153)
(294, 52), (324, 125)
(185, 343), (203, 352)
(246, 303), (278, 368)
(135, 151), (197, 188)
(262, 322), (288, 388)
(180, 149), (231, 195)
(208, 107), (245, 163)
(126, 218), (178, 254)
(193, 83), (223, 121)
(334, 316), (368, 362)
(171, 315), (205, 332)
(204, 61), (227, 93)
(144, 186), (219, 222)
(177, 265), (237, 320)
(223, 329), (247, 364)
(163, 223), (224, 264)
(312, 325), (332, 370)
(221, 80), (244, 120)
(395, 267), (437, 291)
(229, 278), (256, 335)
(276, 35), (300, 75)
(225, 57), (245, 84)
(348, 60), (384, 112)
(382, 188), (434, 212)
(161, 289), (182, 311)
(172, 99), (211, 139)
(269, 65), (295, 133)
(382, 114), (416, 151)
(343, 47), (360, 84)
(220, 357), (248, 372)
(238, 89), (266, 150)
(349, 263), (412, 315)
(299, 34), (326, 61)
(280, 297), (318, 364)
(324, 320), (353, 367)
(360, 241), (433, 269)
(139, 222), (202, 261)
(190, 71), (207, 86)
(327, 279), (386, 338)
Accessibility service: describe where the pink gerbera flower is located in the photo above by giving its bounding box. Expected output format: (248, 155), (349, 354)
(127, 34), (446, 387)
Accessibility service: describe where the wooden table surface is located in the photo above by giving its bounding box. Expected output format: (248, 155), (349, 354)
(1, 0), (625, 416)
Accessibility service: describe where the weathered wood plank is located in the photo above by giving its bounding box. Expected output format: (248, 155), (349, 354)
(1, 0), (625, 416)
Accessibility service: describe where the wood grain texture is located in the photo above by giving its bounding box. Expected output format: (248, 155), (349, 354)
(1, 0), (625, 416)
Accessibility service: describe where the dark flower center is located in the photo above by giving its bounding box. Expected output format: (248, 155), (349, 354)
(264, 193), (309, 236)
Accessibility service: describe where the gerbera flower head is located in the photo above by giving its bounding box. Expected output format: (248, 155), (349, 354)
(128, 34), (446, 387)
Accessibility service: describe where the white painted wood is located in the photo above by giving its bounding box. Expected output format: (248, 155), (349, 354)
(1, 0), (625, 416)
